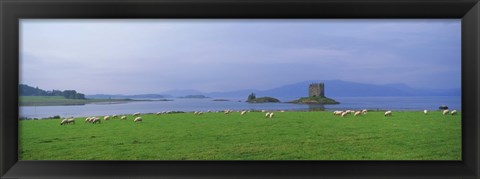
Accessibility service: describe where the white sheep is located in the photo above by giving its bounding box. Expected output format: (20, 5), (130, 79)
(120, 116), (127, 120)
(362, 109), (368, 115)
(104, 116), (110, 121)
(384, 111), (392, 117)
(60, 119), (69, 125)
(133, 112), (141, 116)
(111, 114), (118, 119)
(240, 111), (247, 115)
(341, 112), (349, 117)
(156, 112), (162, 115)
(451, 110), (457, 115)
(443, 110), (449, 115)
(354, 111), (362, 116)
(280, 110), (285, 113)
(92, 117), (101, 124)
(333, 111), (343, 116)
(268, 112), (274, 118)
(424, 109), (428, 115)
(85, 117), (92, 123)
(265, 112), (271, 118)
(197, 112), (204, 115)
(134, 117), (142, 122)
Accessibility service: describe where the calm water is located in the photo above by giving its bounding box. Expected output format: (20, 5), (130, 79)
(20, 96), (461, 119)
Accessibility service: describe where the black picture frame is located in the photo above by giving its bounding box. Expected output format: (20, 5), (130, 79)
(1, 0), (479, 178)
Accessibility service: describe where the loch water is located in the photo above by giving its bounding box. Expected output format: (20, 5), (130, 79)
(19, 96), (461, 119)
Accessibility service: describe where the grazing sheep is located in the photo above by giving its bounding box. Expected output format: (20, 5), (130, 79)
(207, 110), (212, 113)
(85, 117), (92, 123)
(240, 111), (247, 115)
(197, 112), (204, 115)
(156, 112), (162, 115)
(280, 110), (285, 113)
(224, 110), (231, 115)
(193, 111), (198, 115)
(443, 110), (449, 115)
(92, 117), (101, 124)
(61, 118), (75, 125)
(120, 116), (127, 120)
(104, 116), (110, 121)
(424, 110), (428, 115)
(265, 112), (271, 118)
(384, 111), (392, 117)
(361, 109), (368, 115)
(261, 110), (266, 113)
(60, 119), (69, 125)
(333, 111), (343, 116)
(134, 117), (142, 122)
(451, 110), (457, 115)
(354, 111), (362, 116)
(341, 112), (349, 117)
(268, 112), (274, 118)
(133, 112), (141, 116)
(111, 115), (118, 119)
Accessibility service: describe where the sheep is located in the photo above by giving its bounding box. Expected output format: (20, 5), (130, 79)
(120, 116), (127, 120)
(354, 111), (362, 116)
(268, 112), (274, 118)
(261, 110), (266, 113)
(451, 110), (457, 115)
(224, 110), (231, 115)
(85, 117), (92, 123)
(333, 111), (343, 116)
(197, 112), (204, 115)
(134, 117), (142, 122)
(133, 112), (141, 116)
(442, 110), (449, 115)
(384, 111), (392, 117)
(104, 115), (110, 121)
(61, 118), (75, 125)
(193, 111), (198, 115)
(111, 114), (118, 119)
(423, 110), (428, 115)
(361, 109), (368, 115)
(92, 117), (101, 124)
(60, 119), (69, 125)
(265, 112), (271, 118)
(156, 112), (162, 115)
(341, 112), (349, 117)
(240, 111), (247, 115)
(280, 110), (285, 113)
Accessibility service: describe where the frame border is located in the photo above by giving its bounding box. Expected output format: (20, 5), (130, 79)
(1, 0), (479, 178)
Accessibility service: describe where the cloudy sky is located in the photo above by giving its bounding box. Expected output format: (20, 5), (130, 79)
(20, 19), (460, 95)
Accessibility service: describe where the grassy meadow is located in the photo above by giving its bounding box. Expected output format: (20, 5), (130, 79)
(19, 111), (461, 160)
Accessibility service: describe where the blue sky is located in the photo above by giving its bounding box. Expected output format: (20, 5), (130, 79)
(20, 19), (461, 95)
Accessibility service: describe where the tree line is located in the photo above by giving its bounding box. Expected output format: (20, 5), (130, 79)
(19, 84), (86, 99)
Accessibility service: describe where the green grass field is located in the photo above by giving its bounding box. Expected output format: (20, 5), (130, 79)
(19, 96), (137, 106)
(19, 111), (461, 160)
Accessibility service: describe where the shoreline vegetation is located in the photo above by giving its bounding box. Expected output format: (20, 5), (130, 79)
(289, 96), (340, 105)
(19, 96), (170, 106)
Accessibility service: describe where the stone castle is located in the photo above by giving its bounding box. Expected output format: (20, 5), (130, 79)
(309, 83), (325, 97)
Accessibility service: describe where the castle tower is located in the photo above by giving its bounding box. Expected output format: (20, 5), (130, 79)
(309, 83), (325, 97)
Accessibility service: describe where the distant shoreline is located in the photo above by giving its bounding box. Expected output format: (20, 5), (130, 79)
(19, 96), (170, 106)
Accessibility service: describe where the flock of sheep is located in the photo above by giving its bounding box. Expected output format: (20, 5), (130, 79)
(332, 109), (458, 118)
(59, 108), (459, 125)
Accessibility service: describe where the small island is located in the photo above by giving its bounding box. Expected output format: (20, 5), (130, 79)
(246, 93), (280, 103)
(289, 83), (340, 105)
(212, 99), (229, 101)
(178, 95), (210, 99)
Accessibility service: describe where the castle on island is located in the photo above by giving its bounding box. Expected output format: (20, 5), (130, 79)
(309, 83), (325, 98)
